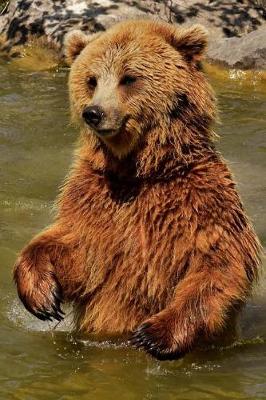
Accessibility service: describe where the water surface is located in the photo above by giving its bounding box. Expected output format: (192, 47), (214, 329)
(0, 62), (265, 400)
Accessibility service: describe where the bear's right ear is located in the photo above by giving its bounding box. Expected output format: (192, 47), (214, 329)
(64, 30), (101, 65)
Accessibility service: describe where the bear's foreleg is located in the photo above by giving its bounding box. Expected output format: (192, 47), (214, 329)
(131, 224), (260, 360)
(131, 267), (248, 359)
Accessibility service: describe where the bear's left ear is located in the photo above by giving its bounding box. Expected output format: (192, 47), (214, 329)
(64, 30), (101, 65)
(154, 23), (208, 63)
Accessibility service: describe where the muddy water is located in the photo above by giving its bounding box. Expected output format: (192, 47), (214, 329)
(0, 62), (265, 400)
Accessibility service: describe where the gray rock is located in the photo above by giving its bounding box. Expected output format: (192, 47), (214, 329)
(0, 0), (265, 69)
(207, 25), (266, 70)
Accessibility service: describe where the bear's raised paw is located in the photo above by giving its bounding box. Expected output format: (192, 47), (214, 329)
(14, 254), (65, 322)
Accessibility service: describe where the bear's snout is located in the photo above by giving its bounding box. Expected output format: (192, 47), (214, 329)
(82, 106), (105, 129)
(82, 103), (126, 139)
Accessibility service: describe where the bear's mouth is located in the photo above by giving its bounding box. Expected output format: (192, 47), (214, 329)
(87, 115), (130, 141)
(95, 128), (118, 138)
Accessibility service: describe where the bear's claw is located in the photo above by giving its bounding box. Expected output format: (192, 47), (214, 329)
(36, 284), (65, 322)
(18, 272), (65, 323)
(130, 322), (185, 361)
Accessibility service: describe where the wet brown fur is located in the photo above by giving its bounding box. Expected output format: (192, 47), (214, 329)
(14, 20), (262, 360)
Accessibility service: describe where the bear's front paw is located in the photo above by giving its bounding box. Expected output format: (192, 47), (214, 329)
(14, 254), (64, 322)
(131, 312), (193, 360)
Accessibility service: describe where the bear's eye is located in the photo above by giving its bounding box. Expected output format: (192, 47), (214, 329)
(87, 76), (97, 89)
(120, 75), (137, 86)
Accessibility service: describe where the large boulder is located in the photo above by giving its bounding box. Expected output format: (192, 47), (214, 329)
(208, 25), (266, 69)
(0, 0), (147, 52)
(0, 0), (265, 69)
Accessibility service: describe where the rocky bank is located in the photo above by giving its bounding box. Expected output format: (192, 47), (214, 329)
(0, 0), (265, 69)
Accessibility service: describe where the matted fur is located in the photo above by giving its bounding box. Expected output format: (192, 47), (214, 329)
(14, 20), (261, 360)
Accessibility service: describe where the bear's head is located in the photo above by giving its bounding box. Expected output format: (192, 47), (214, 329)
(65, 20), (216, 161)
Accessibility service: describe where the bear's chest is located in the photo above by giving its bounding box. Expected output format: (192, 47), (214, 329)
(74, 177), (192, 301)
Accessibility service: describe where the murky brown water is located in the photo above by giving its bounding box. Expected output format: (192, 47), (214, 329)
(0, 61), (265, 400)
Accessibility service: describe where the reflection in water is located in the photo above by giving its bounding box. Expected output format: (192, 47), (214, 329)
(0, 62), (265, 399)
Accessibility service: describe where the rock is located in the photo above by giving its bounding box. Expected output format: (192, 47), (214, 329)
(0, 0), (265, 69)
(0, 0), (148, 56)
(207, 25), (266, 70)
(165, 0), (266, 39)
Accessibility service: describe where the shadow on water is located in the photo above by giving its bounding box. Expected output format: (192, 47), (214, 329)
(0, 61), (265, 399)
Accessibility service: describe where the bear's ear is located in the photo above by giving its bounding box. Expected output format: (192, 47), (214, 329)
(64, 30), (101, 65)
(155, 23), (208, 62)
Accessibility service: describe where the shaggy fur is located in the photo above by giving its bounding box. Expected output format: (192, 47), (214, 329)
(14, 20), (261, 360)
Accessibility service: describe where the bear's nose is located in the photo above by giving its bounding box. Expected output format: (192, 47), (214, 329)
(82, 106), (105, 128)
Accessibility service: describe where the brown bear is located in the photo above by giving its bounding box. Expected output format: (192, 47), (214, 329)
(14, 19), (261, 360)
